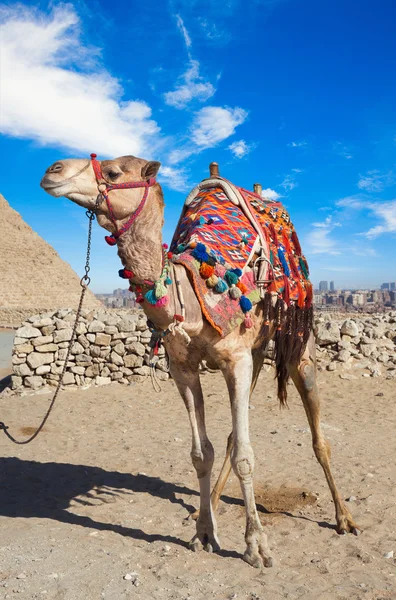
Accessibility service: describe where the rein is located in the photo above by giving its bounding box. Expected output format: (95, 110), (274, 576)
(90, 153), (156, 246)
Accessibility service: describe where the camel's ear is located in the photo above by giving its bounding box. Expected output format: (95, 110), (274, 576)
(141, 161), (161, 179)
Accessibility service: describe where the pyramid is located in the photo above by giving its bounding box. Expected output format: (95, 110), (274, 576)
(0, 194), (102, 315)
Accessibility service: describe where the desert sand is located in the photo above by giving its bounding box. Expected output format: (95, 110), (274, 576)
(0, 369), (395, 600)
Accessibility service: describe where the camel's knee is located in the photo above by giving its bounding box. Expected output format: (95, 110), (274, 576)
(231, 444), (255, 482)
(298, 359), (316, 392)
(191, 440), (214, 478)
(313, 437), (332, 463)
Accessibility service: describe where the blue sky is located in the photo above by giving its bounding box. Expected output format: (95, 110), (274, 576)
(0, 0), (395, 293)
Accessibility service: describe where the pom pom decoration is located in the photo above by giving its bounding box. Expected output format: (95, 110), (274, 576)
(118, 268), (134, 279)
(199, 263), (215, 279)
(144, 289), (158, 305)
(176, 244), (186, 254)
(224, 270), (239, 286)
(236, 281), (248, 294)
(154, 281), (168, 299)
(206, 255), (216, 267)
(192, 242), (209, 263)
(105, 235), (117, 246)
(231, 268), (243, 277)
(239, 295), (252, 313)
(214, 278), (228, 293)
(244, 313), (253, 329)
(229, 285), (242, 299)
(214, 264), (226, 278)
(165, 277), (172, 285)
(154, 296), (169, 308)
(206, 274), (219, 288)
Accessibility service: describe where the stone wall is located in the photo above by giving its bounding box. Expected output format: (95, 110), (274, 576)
(11, 309), (168, 391)
(10, 309), (396, 391)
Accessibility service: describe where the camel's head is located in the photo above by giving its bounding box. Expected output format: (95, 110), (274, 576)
(40, 155), (162, 218)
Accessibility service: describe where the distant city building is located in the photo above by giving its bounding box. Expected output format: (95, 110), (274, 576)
(381, 283), (390, 290)
(319, 281), (328, 292)
(330, 281), (335, 291)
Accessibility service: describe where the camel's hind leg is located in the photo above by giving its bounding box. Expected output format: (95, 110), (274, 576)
(192, 350), (265, 520)
(290, 332), (361, 536)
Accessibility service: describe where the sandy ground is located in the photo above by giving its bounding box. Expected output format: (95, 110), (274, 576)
(0, 368), (395, 600)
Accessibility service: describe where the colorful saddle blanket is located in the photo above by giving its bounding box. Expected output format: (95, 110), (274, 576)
(170, 181), (312, 337)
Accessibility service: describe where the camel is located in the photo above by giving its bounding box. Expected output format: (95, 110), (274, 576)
(40, 154), (361, 569)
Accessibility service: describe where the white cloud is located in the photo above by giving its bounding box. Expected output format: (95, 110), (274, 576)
(0, 5), (160, 157)
(280, 174), (297, 191)
(261, 188), (281, 200)
(175, 14), (192, 50)
(159, 165), (189, 192)
(198, 18), (229, 43)
(164, 59), (215, 109)
(364, 200), (396, 238)
(336, 195), (396, 239)
(191, 106), (247, 148)
(306, 215), (341, 255)
(287, 141), (307, 148)
(333, 142), (353, 159)
(357, 170), (395, 192)
(228, 139), (251, 158)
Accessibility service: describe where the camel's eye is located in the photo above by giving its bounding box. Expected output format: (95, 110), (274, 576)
(108, 170), (121, 180)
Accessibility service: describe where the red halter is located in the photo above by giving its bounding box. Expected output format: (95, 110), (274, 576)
(90, 153), (157, 246)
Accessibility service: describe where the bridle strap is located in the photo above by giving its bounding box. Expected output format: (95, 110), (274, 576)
(90, 153), (156, 242)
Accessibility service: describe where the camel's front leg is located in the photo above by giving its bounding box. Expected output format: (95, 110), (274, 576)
(170, 361), (220, 553)
(221, 352), (273, 568)
(290, 333), (361, 536)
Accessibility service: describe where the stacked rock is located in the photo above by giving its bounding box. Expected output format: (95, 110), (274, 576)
(314, 312), (396, 379)
(11, 309), (169, 390)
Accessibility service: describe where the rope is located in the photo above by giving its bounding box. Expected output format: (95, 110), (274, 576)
(0, 210), (96, 445)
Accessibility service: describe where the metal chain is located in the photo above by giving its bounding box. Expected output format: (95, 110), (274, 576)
(0, 210), (96, 445)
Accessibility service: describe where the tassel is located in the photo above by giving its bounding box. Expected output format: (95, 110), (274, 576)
(229, 285), (242, 299)
(283, 274), (290, 305)
(206, 274), (219, 288)
(167, 252), (173, 259)
(296, 280), (306, 308)
(198, 216), (206, 225)
(176, 244), (186, 254)
(118, 268), (133, 279)
(299, 256), (309, 279)
(165, 277), (172, 285)
(192, 242), (209, 263)
(291, 230), (302, 255)
(288, 252), (300, 280)
(244, 312), (253, 329)
(305, 281), (313, 308)
(240, 295), (253, 313)
(154, 296), (169, 308)
(269, 250), (274, 266)
(224, 270), (239, 286)
(214, 278), (228, 293)
(268, 223), (279, 247)
(278, 248), (290, 277)
(105, 235), (117, 246)
(200, 263), (215, 279)
(155, 281), (168, 299)
(144, 289), (157, 305)
(236, 281), (248, 294)
(136, 296), (144, 304)
(282, 230), (293, 255)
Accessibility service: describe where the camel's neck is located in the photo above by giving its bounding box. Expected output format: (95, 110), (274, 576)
(113, 192), (175, 330)
(116, 195), (164, 283)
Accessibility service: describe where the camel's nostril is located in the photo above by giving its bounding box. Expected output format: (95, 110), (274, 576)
(47, 162), (63, 174)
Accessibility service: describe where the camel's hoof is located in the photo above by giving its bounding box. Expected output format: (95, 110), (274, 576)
(337, 516), (362, 536)
(189, 538), (203, 553)
(243, 550), (273, 569)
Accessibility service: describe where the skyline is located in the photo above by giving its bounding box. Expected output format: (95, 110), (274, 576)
(0, 0), (395, 293)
